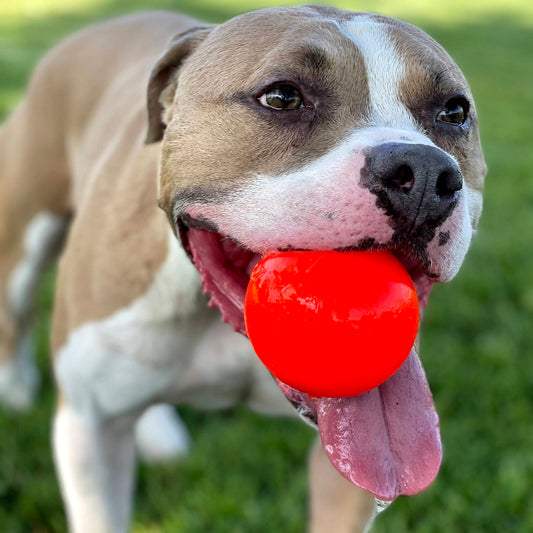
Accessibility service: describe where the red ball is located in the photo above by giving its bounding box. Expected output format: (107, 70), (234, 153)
(244, 250), (419, 398)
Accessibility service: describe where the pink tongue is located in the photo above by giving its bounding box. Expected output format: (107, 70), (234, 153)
(316, 348), (442, 501)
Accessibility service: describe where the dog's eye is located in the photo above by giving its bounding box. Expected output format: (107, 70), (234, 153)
(438, 98), (469, 126)
(258, 85), (304, 110)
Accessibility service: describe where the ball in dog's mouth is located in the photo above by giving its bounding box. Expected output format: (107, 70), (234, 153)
(243, 249), (420, 398)
(177, 219), (442, 502)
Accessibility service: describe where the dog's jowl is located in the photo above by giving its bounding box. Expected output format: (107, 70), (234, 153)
(0, 6), (486, 533)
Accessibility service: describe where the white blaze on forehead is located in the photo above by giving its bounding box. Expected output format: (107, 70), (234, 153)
(339, 16), (416, 130)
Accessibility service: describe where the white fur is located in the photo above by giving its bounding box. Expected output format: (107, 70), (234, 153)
(189, 149), (393, 253)
(339, 17), (416, 129)
(53, 229), (294, 532)
(8, 212), (67, 321)
(0, 332), (39, 410)
(53, 404), (136, 533)
(466, 185), (483, 229)
(187, 128), (445, 248)
(426, 192), (473, 281)
(1, 211), (66, 410)
(178, 318), (294, 415)
(54, 228), (292, 420)
(54, 231), (202, 422)
(186, 120), (473, 281)
(135, 403), (191, 463)
(53, 233), (202, 532)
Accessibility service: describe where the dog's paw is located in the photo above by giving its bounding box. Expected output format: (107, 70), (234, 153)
(0, 336), (40, 412)
(135, 403), (191, 463)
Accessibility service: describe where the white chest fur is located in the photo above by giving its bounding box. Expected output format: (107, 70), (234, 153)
(54, 232), (291, 422)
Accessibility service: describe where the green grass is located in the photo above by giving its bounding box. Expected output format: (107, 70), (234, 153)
(1, 0), (532, 531)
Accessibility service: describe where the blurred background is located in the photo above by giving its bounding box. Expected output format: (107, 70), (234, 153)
(1, 0), (532, 531)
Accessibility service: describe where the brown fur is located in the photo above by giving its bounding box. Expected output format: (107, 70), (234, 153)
(26, 13), (199, 348)
(155, 8), (373, 214)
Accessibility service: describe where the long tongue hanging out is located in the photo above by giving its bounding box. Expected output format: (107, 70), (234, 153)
(317, 348), (441, 501)
(182, 226), (442, 501)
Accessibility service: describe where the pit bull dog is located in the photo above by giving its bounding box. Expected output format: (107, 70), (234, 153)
(0, 6), (486, 532)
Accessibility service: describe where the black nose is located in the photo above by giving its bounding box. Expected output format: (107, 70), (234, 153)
(361, 142), (463, 232)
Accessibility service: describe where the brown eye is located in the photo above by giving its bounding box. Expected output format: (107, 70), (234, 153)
(438, 98), (469, 125)
(259, 84), (303, 110)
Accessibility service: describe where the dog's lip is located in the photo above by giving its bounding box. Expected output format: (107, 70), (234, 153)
(179, 213), (219, 234)
(176, 219), (441, 500)
(177, 220), (257, 333)
(178, 215), (434, 305)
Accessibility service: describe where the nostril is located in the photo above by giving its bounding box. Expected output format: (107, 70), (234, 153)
(436, 169), (463, 198)
(391, 164), (415, 191)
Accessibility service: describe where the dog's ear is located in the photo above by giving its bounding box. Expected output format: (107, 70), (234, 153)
(145, 26), (212, 144)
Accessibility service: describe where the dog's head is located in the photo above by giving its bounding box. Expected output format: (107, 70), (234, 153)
(146, 6), (486, 502)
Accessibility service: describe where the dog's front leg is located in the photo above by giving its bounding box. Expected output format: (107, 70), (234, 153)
(309, 438), (377, 533)
(53, 403), (136, 533)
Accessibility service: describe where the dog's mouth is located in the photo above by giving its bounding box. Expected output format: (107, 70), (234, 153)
(177, 218), (442, 502)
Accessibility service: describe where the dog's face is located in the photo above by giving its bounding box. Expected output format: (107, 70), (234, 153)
(147, 6), (486, 502)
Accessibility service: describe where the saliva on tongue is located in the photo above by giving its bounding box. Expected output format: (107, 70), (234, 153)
(277, 347), (442, 504)
(317, 348), (442, 502)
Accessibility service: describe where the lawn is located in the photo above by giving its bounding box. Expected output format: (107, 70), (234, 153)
(1, 0), (532, 532)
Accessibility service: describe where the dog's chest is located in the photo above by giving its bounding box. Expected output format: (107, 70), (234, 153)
(54, 233), (278, 417)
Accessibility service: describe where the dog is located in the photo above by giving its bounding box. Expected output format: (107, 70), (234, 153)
(0, 6), (486, 532)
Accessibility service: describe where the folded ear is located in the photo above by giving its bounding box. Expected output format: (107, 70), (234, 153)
(145, 26), (212, 144)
